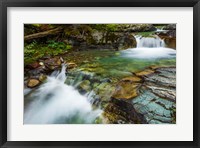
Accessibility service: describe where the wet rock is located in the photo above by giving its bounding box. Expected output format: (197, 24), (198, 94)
(107, 67), (176, 124)
(44, 57), (62, 70)
(112, 80), (140, 100)
(116, 33), (137, 50)
(27, 65), (46, 76)
(135, 69), (155, 77)
(156, 30), (176, 49)
(27, 79), (40, 88)
(66, 62), (77, 69)
(157, 30), (176, 38)
(132, 88), (175, 124)
(39, 74), (47, 82)
(144, 67), (176, 88)
(78, 80), (91, 93)
(103, 98), (147, 124)
(94, 82), (115, 101)
(122, 76), (142, 82)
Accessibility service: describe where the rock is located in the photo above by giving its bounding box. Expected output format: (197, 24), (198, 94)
(132, 88), (175, 124)
(112, 80), (140, 100)
(116, 33), (137, 50)
(39, 74), (47, 82)
(157, 30), (176, 49)
(27, 65), (46, 76)
(103, 98), (147, 124)
(30, 62), (40, 69)
(93, 82), (115, 101)
(78, 80), (91, 93)
(135, 69), (154, 77)
(27, 79), (40, 88)
(107, 67), (176, 124)
(144, 67), (176, 88)
(67, 62), (77, 69)
(162, 24), (176, 30)
(39, 62), (44, 66)
(122, 76), (142, 83)
(131, 67), (176, 123)
(44, 57), (62, 70)
(157, 30), (176, 38)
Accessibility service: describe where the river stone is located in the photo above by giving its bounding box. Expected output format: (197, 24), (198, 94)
(66, 62), (77, 69)
(44, 57), (62, 70)
(79, 80), (91, 92)
(27, 79), (40, 88)
(39, 74), (47, 82)
(112, 81), (140, 100)
(93, 82), (115, 101)
(122, 76), (142, 83)
(135, 69), (154, 77)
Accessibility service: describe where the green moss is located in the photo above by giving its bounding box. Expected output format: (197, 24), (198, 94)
(24, 41), (72, 65)
(136, 31), (155, 37)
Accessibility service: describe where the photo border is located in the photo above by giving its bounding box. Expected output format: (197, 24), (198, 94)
(0, 0), (199, 147)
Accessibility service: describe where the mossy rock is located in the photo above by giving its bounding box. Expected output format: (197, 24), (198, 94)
(78, 80), (91, 92)
(112, 82), (140, 100)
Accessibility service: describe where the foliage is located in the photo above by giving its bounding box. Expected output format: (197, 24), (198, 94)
(24, 41), (72, 65)
(136, 31), (155, 37)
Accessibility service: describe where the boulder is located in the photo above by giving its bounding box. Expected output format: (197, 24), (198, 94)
(116, 33), (137, 50)
(27, 79), (40, 88)
(103, 98), (147, 124)
(44, 57), (62, 70)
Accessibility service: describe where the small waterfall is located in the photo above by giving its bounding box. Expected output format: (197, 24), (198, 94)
(136, 36), (165, 48)
(121, 35), (176, 59)
(24, 64), (102, 124)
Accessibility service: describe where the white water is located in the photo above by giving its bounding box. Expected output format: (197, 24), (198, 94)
(121, 35), (176, 59)
(24, 65), (102, 124)
(136, 36), (165, 48)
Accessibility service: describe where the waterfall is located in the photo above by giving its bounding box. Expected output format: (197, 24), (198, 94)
(136, 36), (165, 48)
(121, 35), (176, 59)
(24, 64), (102, 124)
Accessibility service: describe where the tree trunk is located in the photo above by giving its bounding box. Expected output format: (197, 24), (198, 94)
(24, 27), (63, 41)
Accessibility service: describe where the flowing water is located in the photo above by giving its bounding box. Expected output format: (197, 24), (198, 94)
(24, 35), (176, 124)
(24, 65), (102, 124)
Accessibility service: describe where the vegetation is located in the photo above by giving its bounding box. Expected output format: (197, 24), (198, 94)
(24, 24), (165, 65)
(24, 40), (71, 64)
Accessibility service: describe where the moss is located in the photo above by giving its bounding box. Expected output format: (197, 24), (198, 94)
(136, 31), (155, 37)
(24, 42), (71, 65)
